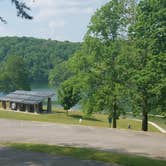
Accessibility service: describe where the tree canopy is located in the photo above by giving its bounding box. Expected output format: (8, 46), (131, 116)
(128, 0), (166, 130)
(0, 36), (81, 82)
(57, 0), (165, 130)
(0, 55), (30, 92)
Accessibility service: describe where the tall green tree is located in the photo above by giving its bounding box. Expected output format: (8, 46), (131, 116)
(128, 0), (166, 131)
(64, 0), (135, 127)
(0, 55), (30, 92)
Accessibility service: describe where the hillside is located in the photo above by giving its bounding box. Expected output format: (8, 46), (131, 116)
(0, 36), (81, 82)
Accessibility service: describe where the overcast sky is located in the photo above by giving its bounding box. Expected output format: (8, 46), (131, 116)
(0, 0), (109, 42)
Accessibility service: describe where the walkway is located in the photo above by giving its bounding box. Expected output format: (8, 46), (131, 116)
(0, 119), (166, 159)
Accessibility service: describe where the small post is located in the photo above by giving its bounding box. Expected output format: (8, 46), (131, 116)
(47, 98), (52, 113)
(128, 123), (131, 129)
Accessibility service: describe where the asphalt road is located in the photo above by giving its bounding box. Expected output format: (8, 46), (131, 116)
(0, 119), (166, 159)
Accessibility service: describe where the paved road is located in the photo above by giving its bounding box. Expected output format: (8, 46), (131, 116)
(0, 147), (113, 166)
(0, 119), (166, 159)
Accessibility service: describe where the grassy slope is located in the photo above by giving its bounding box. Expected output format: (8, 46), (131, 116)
(126, 113), (166, 130)
(4, 143), (166, 166)
(0, 109), (159, 132)
(148, 116), (166, 130)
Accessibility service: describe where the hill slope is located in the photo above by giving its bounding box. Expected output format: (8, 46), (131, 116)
(0, 36), (81, 82)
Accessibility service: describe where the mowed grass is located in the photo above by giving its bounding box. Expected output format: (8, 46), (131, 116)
(126, 113), (166, 130)
(4, 143), (166, 166)
(147, 116), (166, 130)
(0, 108), (159, 132)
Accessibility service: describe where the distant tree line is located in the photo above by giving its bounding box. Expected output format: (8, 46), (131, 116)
(0, 37), (81, 83)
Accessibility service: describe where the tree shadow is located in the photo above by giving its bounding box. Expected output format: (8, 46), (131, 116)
(0, 147), (110, 166)
(69, 115), (102, 122)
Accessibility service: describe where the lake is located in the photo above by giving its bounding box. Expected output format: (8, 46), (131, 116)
(31, 82), (57, 101)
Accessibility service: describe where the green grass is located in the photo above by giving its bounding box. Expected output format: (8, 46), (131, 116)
(0, 108), (159, 132)
(4, 143), (166, 166)
(148, 116), (166, 130)
(126, 113), (166, 130)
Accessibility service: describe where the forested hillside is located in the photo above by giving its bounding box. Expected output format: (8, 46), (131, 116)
(0, 37), (81, 82)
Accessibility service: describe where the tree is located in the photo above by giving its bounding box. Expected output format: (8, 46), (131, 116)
(58, 77), (81, 116)
(128, 0), (166, 131)
(0, 55), (31, 92)
(0, 0), (33, 23)
(64, 0), (135, 127)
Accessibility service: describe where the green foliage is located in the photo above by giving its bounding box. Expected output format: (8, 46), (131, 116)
(49, 61), (73, 87)
(58, 78), (81, 114)
(57, 0), (165, 131)
(87, 0), (134, 41)
(62, 1), (136, 126)
(0, 36), (81, 82)
(0, 55), (30, 92)
(128, 0), (166, 130)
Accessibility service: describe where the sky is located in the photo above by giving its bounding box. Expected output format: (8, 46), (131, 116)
(0, 0), (109, 42)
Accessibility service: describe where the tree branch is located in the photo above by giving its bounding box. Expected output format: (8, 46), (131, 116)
(11, 0), (33, 19)
(0, 17), (7, 24)
(0, 0), (33, 23)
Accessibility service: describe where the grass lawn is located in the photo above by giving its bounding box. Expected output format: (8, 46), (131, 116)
(4, 143), (166, 166)
(126, 113), (166, 130)
(0, 108), (159, 132)
(148, 116), (166, 130)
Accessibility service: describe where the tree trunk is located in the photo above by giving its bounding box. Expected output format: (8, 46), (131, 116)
(113, 109), (117, 128)
(112, 97), (117, 128)
(142, 110), (148, 131)
(142, 95), (148, 131)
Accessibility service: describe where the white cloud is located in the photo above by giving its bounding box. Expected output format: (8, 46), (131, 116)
(27, 0), (97, 21)
(49, 19), (66, 29)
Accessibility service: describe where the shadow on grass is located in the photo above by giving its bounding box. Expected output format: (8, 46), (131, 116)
(6, 143), (166, 166)
(69, 115), (102, 122)
(0, 146), (108, 166)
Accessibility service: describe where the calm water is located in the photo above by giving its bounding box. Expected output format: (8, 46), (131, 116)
(31, 82), (80, 109)
(31, 82), (57, 101)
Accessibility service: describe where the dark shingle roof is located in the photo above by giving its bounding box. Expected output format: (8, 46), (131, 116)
(0, 90), (55, 104)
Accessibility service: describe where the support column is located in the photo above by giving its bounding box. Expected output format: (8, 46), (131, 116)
(15, 103), (18, 110)
(25, 104), (30, 112)
(2, 101), (6, 109)
(17, 103), (21, 111)
(9, 102), (12, 109)
(47, 98), (52, 113)
(39, 102), (43, 113)
(34, 104), (39, 113)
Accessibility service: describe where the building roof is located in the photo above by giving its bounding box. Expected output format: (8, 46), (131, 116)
(0, 90), (55, 104)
